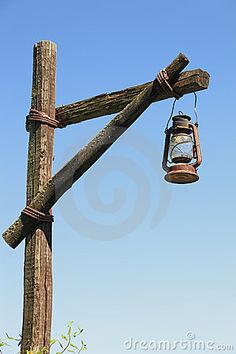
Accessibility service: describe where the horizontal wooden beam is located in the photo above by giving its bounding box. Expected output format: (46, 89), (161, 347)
(56, 68), (210, 127)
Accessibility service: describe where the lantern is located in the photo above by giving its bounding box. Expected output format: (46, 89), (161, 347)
(162, 113), (202, 184)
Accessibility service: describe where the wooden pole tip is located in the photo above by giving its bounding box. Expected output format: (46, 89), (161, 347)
(34, 40), (57, 49)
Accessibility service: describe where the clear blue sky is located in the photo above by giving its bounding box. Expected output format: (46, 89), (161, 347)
(0, 0), (235, 353)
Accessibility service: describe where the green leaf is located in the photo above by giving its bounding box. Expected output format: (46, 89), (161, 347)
(58, 340), (64, 348)
(61, 334), (68, 341)
(82, 343), (88, 350)
(67, 326), (72, 336)
(0, 341), (10, 347)
(70, 343), (79, 350)
(5, 333), (16, 340)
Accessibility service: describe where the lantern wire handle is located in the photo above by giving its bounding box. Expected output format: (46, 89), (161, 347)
(193, 92), (199, 127)
(165, 93), (199, 132)
(165, 98), (177, 133)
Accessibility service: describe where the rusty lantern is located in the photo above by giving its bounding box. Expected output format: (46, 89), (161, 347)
(162, 112), (202, 184)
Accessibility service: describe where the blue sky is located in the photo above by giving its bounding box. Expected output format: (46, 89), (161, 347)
(0, 0), (235, 353)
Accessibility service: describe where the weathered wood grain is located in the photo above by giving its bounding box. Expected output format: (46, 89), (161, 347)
(21, 41), (56, 354)
(56, 68), (209, 126)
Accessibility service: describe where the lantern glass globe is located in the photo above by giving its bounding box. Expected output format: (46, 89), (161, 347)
(170, 133), (194, 164)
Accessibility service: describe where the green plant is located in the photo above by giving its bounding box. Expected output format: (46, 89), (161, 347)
(0, 321), (87, 354)
(0, 333), (20, 352)
(50, 321), (87, 353)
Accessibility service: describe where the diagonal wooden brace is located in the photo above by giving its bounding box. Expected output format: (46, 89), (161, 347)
(2, 53), (210, 249)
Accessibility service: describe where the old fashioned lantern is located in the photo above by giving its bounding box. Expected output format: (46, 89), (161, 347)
(162, 98), (202, 184)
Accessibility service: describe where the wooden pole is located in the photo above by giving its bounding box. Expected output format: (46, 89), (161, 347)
(21, 41), (56, 354)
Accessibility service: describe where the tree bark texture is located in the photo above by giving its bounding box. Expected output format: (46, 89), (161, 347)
(21, 41), (56, 354)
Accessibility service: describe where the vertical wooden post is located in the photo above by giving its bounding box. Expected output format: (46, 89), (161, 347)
(21, 41), (56, 354)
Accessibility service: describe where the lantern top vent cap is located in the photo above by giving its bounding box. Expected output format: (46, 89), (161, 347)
(172, 114), (191, 122)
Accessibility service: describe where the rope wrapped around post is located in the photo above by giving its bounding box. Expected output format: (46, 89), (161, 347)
(156, 69), (182, 99)
(21, 206), (54, 223)
(26, 108), (66, 131)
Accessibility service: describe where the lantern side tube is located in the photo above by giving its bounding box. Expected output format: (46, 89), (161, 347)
(162, 128), (172, 172)
(190, 123), (202, 168)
